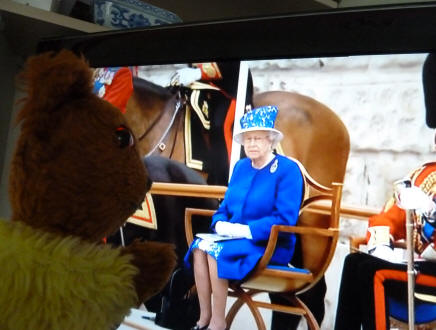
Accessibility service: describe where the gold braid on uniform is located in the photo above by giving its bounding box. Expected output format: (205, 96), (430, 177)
(419, 171), (436, 195)
(413, 169), (436, 252)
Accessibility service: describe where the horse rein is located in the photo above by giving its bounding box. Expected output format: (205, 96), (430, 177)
(144, 91), (183, 157)
(137, 109), (165, 143)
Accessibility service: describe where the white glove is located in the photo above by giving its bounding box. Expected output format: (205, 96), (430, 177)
(367, 226), (398, 262)
(396, 186), (435, 214)
(215, 221), (234, 236)
(215, 221), (252, 239)
(369, 245), (399, 263)
(367, 226), (391, 249)
(231, 223), (253, 239)
(421, 244), (436, 261)
(170, 67), (201, 86)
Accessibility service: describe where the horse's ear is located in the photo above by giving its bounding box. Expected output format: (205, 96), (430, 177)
(16, 50), (93, 124)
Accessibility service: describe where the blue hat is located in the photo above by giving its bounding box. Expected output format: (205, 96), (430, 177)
(234, 105), (283, 146)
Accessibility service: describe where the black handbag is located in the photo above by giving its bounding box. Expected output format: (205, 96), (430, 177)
(155, 267), (200, 330)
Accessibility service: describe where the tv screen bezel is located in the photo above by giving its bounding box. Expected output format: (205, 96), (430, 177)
(37, 4), (436, 67)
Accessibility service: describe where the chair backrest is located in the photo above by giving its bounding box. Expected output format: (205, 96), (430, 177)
(290, 158), (342, 290)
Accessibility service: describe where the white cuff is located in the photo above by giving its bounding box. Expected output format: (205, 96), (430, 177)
(397, 186), (434, 212)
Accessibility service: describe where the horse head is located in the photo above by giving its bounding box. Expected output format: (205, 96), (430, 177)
(125, 77), (186, 159)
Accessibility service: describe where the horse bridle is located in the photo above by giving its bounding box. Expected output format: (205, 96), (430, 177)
(140, 91), (183, 157)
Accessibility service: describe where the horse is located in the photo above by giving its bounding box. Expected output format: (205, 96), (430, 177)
(123, 77), (350, 328)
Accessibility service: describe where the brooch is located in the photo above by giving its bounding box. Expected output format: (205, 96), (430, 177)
(270, 159), (278, 173)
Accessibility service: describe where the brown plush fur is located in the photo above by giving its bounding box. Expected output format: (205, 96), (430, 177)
(121, 240), (177, 302)
(8, 50), (176, 304)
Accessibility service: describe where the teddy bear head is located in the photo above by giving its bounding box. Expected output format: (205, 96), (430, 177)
(9, 50), (150, 242)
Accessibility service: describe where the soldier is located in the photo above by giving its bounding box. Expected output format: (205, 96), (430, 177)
(171, 62), (253, 185)
(334, 53), (436, 330)
(93, 66), (137, 113)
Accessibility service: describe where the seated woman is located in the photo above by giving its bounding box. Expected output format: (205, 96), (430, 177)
(184, 105), (304, 330)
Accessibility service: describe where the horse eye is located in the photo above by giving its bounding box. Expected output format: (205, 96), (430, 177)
(115, 126), (134, 148)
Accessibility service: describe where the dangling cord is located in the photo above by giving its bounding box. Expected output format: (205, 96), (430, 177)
(119, 226), (125, 247)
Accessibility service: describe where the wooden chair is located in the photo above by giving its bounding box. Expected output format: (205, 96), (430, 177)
(184, 163), (343, 330)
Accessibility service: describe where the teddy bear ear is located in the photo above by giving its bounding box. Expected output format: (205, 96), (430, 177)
(16, 49), (93, 122)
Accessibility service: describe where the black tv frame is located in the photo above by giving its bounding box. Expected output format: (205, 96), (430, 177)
(37, 4), (436, 67)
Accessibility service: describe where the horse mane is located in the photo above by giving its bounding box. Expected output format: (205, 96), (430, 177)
(132, 77), (172, 103)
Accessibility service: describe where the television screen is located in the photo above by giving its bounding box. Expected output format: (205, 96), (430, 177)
(87, 52), (434, 329)
(37, 4), (436, 329)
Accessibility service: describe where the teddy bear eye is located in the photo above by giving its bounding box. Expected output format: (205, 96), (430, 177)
(115, 126), (134, 148)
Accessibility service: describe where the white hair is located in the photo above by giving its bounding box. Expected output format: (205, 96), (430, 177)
(267, 131), (281, 149)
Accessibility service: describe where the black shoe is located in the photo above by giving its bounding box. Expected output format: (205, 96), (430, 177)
(190, 324), (209, 330)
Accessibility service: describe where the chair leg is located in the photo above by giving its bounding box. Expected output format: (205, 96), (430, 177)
(226, 288), (266, 330)
(226, 296), (244, 329)
(291, 296), (320, 330)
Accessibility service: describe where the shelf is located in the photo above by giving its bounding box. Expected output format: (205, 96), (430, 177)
(0, 0), (339, 59)
(0, 0), (109, 32)
(0, 0), (111, 58)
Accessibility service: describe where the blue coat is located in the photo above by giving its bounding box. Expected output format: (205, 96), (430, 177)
(184, 154), (303, 280)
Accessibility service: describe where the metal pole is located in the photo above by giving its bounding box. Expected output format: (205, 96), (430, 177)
(405, 209), (415, 329)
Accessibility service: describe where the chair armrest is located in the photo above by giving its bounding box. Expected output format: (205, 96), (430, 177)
(184, 208), (215, 246)
(256, 224), (339, 272)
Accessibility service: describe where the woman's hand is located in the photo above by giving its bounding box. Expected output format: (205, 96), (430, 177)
(215, 221), (233, 236)
(215, 221), (252, 239)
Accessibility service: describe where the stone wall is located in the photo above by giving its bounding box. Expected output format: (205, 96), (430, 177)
(249, 54), (433, 329)
(138, 53), (433, 329)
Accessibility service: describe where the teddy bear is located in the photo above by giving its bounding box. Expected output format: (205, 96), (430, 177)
(0, 50), (176, 329)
